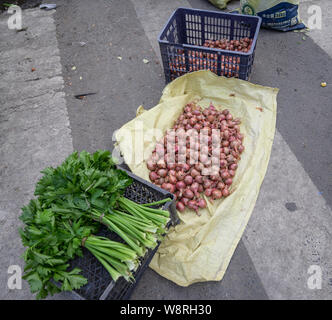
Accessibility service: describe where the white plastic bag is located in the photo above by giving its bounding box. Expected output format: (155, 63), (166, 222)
(208, 0), (232, 10)
(240, 0), (305, 31)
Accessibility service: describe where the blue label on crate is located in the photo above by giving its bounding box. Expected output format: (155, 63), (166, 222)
(258, 2), (305, 31)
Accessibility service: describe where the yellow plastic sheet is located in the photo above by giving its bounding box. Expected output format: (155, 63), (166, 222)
(115, 70), (278, 286)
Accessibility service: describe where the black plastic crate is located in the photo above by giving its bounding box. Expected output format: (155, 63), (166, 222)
(67, 169), (177, 300)
(158, 7), (262, 82)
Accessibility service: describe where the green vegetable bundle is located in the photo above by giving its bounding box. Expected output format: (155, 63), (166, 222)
(19, 150), (171, 299)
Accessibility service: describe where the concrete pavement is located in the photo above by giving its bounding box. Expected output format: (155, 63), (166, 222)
(0, 8), (73, 299)
(0, 0), (331, 299)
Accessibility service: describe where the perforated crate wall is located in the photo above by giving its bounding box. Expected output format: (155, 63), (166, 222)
(158, 7), (262, 82)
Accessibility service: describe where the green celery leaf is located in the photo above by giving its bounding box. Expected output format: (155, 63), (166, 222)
(46, 282), (61, 296)
(90, 188), (103, 201)
(79, 150), (90, 168)
(35, 209), (53, 225)
(61, 278), (72, 291)
(45, 258), (66, 266)
(36, 265), (52, 277)
(23, 272), (43, 293)
(36, 287), (49, 300)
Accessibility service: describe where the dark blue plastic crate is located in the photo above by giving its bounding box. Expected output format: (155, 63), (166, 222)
(158, 7), (262, 83)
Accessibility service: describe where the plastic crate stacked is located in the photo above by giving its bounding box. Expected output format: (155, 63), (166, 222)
(67, 169), (177, 300)
(158, 7), (262, 82)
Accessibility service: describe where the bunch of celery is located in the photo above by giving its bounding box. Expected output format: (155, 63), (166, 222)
(20, 150), (171, 299)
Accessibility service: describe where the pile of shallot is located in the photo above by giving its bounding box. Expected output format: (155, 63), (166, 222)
(146, 101), (245, 215)
(169, 37), (253, 80)
(203, 37), (253, 53)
